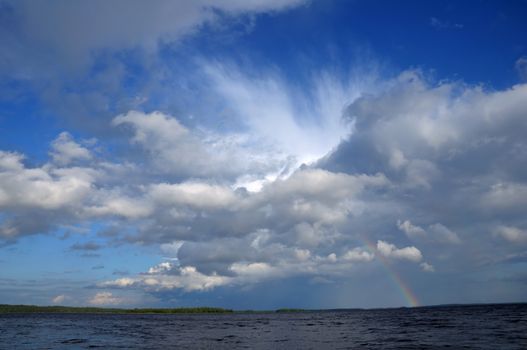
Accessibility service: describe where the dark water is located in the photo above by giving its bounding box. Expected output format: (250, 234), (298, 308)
(0, 304), (526, 349)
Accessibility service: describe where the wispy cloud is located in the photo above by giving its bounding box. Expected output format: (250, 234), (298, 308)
(430, 17), (463, 30)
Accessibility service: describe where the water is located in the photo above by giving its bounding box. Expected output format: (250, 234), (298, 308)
(0, 304), (525, 349)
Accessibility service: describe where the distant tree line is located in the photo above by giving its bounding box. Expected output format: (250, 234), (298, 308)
(0, 304), (233, 314)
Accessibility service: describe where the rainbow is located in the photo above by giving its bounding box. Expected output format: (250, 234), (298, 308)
(361, 236), (420, 307)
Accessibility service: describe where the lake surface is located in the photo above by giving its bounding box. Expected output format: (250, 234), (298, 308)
(0, 303), (525, 349)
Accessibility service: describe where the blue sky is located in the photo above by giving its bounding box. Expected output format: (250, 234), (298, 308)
(1, 0), (527, 309)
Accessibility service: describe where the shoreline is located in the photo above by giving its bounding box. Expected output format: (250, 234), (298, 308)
(1, 302), (525, 315)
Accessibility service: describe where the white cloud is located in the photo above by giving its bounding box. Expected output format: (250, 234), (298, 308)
(98, 239), (379, 293)
(516, 56), (527, 81)
(294, 248), (311, 261)
(0, 151), (96, 211)
(50, 132), (92, 165)
(376, 240), (423, 262)
(113, 110), (286, 179)
(100, 266), (230, 292)
(397, 220), (427, 238)
(85, 192), (153, 219)
(0, 151), (25, 171)
(326, 253), (337, 263)
(5, 0), (306, 68)
(262, 168), (389, 201)
(428, 223), (461, 244)
(482, 182), (527, 210)
(2, 70), (527, 300)
(148, 262), (174, 274)
(88, 292), (123, 306)
(52, 294), (67, 304)
(100, 278), (135, 288)
(292, 223), (341, 249)
(230, 262), (275, 278)
(160, 241), (184, 257)
(336, 73), (527, 193)
(149, 182), (237, 210)
(204, 63), (374, 169)
(494, 226), (527, 244)
(429, 17), (463, 30)
(398, 220), (461, 244)
(341, 248), (374, 262)
(420, 262), (435, 272)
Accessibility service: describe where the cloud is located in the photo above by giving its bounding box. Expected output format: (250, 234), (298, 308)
(0, 120), (387, 247)
(52, 294), (66, 304)
(0, 151), (96, 211)
(160, 241), (184, 257)
(481, 182), (527, 210)
(398, 220), (461, 244)
(112, 270), (130, 276)
(84, 192), (153, 220)
(397, 220), (426, 238)
(428, 223), (461, 244)
(100, 265), (230, 292)
(88, 292), (123, 306)
(429, 17), (463, 30)
(341, 248), (375, 262)
(112, 110), (286, 180)
(0, 1), (308, 139)
(321, 71), (527, 263)
(516, 56), (527, 81)
(203, 63), (374, 170)
(99, 243), (377, 293)
(1, 0), (306, 70)
(2, 69), (527, 302)
(376, 240), (423, 262)
(149, 182), (237, 210)
(50, 132), (93, 165)
(70, 242), (102, 251)
(494, 226), (527, 244)
(420, 262), (435, 272)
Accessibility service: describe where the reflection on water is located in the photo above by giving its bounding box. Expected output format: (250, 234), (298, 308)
(0, 304), (526, 349)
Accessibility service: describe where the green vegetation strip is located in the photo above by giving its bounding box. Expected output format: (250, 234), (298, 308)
(0, 304), (233, 314)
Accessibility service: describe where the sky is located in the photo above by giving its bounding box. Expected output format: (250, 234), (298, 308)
(1, 0), (527, 309)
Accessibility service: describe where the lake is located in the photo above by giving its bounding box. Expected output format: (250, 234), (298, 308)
(0, 303), (525, 349)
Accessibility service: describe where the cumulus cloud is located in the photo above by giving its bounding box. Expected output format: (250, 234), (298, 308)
(397, 220), (461, 244)
(0, 151), (96, 211)
(2, 69), (527, 301)
(0, 1), (309, 141)
(50, 132), (92, 165)
(100, 265), (230, 292)
(494, 226), (527, 244)
(482, 182), (527, 210)
(112, 110), (287, 180)
(0, 135), (154, 241)
(341, 248), (375, 262)
(149, 182), (237, 210)
(99, 243), (376, 294)
(1, 0), (306, 69)
(397, 220), (426, 238)
(84, 192), (153, 220)
(321, 71), (527, 265)
(420, 262), (435, 272)
(377, 240), (423, 262)
(88, 292), (123, 306)
(52, 294), (67, 304)
(428, 223), (461, 244)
